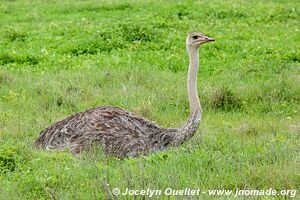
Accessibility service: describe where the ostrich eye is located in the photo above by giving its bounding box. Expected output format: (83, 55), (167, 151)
(192, 35), (199, 39)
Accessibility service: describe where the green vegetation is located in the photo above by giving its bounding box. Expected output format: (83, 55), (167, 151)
(0, 0), (299, 199)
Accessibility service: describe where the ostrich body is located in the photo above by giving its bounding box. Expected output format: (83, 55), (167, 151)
(35, 32), (215, 157)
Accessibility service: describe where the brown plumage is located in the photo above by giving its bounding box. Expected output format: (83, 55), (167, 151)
(35, 32), (215, 157)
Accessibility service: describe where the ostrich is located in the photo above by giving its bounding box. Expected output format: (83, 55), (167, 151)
(35, 32), (215, 157)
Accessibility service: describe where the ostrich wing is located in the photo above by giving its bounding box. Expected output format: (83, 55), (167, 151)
(35, 106), (163, 157)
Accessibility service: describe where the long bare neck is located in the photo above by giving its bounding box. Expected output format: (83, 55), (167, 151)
(149, 46), (203, 151)
(170, 46), (202, 146)
(187, 47), (201, 113)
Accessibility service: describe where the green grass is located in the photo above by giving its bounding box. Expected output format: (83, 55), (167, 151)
(0, 0), (299, 199)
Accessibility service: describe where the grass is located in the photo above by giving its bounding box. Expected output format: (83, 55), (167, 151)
(0, 0), (299, 199)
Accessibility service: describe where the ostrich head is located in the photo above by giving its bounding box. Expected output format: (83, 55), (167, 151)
(186, 32), (215, 49)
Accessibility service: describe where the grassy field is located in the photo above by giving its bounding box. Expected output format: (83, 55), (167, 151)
(0, 0), (299, 199)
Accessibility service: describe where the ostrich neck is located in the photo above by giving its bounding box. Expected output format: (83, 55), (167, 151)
(149, 46), (203, 151)
(169, 47), (202, 147)
(187, 47), (201, 113)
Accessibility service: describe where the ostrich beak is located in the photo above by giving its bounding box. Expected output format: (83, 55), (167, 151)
(206, 37), (215, 42)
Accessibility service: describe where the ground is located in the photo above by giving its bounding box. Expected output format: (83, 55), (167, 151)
(0, 0), (299, 199)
